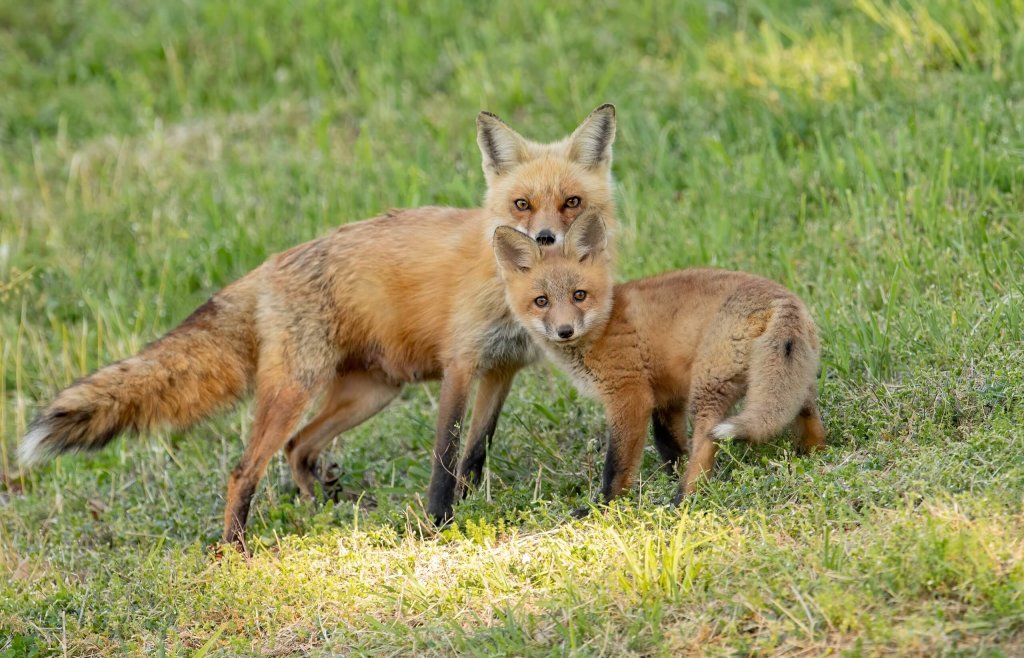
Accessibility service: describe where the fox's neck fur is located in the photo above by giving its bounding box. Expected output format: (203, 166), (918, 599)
(466, 227), (543, 372)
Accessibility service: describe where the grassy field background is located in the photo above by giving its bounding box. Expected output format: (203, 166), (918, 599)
(2, 1), (1023, 655)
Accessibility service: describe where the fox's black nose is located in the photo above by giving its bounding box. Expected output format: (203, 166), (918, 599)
(535, 229), (556, 246)
(556, 325), (574, 339)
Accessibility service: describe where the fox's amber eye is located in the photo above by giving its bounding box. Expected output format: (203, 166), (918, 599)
(573, 290), (587, 302)
(534, 295), (548, 308)
(514, 198), (530, 211)
(565, 196), (581, 209)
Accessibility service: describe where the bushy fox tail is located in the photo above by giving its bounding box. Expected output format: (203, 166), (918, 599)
(19, 276), (260, 467)
(712, 297), (820, 444)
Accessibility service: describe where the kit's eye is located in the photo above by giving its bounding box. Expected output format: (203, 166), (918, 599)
(514, 198), (530, 211)
(534, 296), (548, 308)
(573, 290), (587, 302)
(565, 196), (581, 209)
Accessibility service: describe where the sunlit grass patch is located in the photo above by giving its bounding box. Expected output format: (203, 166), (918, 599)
(699, 26), (861, 106)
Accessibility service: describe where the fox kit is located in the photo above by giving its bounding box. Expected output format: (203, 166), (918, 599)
(494, 214), (824, 506)
(20, 105), (618, 549)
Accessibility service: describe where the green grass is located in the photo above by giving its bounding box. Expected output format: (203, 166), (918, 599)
(2, 0), (1024, 655)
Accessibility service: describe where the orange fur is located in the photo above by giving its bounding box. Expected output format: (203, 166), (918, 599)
(21, 105), (619, 549)
(494, 215), (824, 507)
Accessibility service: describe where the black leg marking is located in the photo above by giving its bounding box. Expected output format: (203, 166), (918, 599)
(652, 410), (685, 474)
(460, 411), (502, 493)
(600, 433), (620, 504)
(427, 408), (465, 526)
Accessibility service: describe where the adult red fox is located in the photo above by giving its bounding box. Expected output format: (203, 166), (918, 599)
(20, 105), (618, 549)
(492, 214), (824, 507)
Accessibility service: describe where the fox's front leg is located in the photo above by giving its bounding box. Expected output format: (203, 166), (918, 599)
(456, 365), (518, 497)
(575, 388), (653, 517)
(426, 363), (473, 526)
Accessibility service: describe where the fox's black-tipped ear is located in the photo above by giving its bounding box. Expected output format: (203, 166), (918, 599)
(477, 111), (528, 181)
(493, 226), (541, 274)
(564, 213), (607, 262)
(568, 104), (616, 170)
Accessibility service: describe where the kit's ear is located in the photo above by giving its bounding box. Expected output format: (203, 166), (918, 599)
(493, 226), (542, 274)
(563, 213), (607, 263)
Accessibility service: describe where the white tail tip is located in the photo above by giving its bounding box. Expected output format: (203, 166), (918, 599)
(18, 421), (52, 467)
(711, 422), (737, 441)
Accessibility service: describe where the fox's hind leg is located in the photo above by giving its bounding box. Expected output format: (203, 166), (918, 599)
(652, 403), (687, 475)
(222, 333), (338, 551)
(677, 377), (743, 503)
(794, 387), (826, 454)
(285, 370), (401, 501)
(224, 375), (316, 551)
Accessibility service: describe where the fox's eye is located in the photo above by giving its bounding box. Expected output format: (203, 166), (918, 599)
(534, 295), (548, 308)
(565, 196), (581, 209)
(514, 198), (530, 211)
(573, 290), (587, 302)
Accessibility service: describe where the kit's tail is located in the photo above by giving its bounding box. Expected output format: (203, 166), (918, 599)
(712, 298), (819, 444)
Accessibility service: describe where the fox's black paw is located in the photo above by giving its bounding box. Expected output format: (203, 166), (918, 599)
(458, 461), (485, 496)
(454, 474), (478, 501)
(314, 460), (343, 503)
(457, 471), (484, 500)
(430, 507), (454, 529)
(570, 504), (594, 519)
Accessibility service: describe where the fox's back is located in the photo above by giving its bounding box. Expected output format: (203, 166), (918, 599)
(260, 206), (511, 382)
(617, 268), (799, 332)
(610, 269), (808, 395)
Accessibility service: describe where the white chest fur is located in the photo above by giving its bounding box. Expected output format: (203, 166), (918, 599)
(545, 344), (600, 399)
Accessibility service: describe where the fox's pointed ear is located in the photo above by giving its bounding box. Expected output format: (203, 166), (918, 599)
(493, 226), (541, 274)
(568, 104), (616, 170)
(477, 111), (528, 181)
(564, 213), (607, 263)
